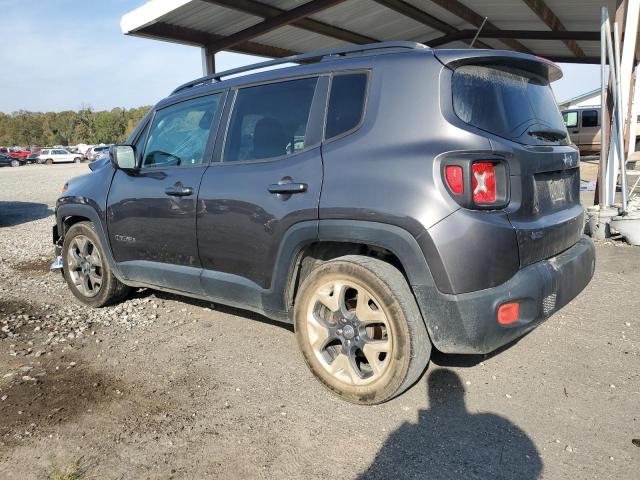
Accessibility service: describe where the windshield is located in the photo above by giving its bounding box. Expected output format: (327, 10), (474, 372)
(452, 64), (569, 146)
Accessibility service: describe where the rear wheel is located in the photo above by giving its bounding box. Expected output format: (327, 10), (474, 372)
(73, 157), (81, 163)
(10, 159), (20, 167)
(294, 255), (431, 404)
(62, 222), (130, 307)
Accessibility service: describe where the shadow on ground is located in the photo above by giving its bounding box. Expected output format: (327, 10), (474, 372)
(0, 201), (53, 227)
(358, 369), (543, 480)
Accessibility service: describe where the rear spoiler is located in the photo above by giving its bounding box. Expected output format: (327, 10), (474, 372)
(434, 49), (563, 82)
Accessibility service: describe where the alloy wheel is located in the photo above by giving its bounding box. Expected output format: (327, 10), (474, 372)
(67, 235), (103, 297)
(306, 280), (392, 386)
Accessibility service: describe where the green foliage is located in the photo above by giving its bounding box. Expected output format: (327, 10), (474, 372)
(0, 106), (151, 147)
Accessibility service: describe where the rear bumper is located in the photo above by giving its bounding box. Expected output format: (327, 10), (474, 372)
(414, 236), (595, 354)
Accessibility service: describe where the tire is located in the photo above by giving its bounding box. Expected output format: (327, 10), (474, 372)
(294, 255), (431, 405)
(46, 158), (53, 165)
(62, 221), (130, 307)
(10, 159), (20, 167)
(73, 157), (81, 163)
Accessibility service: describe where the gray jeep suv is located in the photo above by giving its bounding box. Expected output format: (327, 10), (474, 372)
(53, 42), (595, 404)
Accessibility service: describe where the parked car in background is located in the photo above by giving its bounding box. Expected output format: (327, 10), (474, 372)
(37, 148), (83, 164)
(85, 145), (111, 161)
(0, 146), (31, 161)
(0, 153), (25, 167)
(53, 43), (595, 404)
(561, 107), (640, 155)
(27, 148), (43, 163)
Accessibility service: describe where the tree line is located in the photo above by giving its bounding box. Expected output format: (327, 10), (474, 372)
(0, 106), (151, 148)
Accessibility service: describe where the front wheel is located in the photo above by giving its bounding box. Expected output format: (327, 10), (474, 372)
(62, 222), (130, 307)
(45, 158), (53, 165)
(294, 255), (431, 405)
(10, 159), (20, 167)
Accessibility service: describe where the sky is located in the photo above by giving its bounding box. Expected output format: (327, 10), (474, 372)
(0, 0), (624, 113)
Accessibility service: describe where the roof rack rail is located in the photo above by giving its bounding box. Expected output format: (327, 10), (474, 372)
(171, 41), (428, 95)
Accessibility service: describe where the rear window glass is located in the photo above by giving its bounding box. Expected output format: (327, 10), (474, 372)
(452, 65), (569, 145)
(325, 73), (367, 140)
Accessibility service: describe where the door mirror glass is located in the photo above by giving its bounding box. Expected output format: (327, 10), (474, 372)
(110, 145), (136, 169)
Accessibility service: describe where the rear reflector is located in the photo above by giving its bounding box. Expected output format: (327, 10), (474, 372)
(497, 302), (519, 325)
(472, 162), (496, 204)
(445, 165), (464, 195)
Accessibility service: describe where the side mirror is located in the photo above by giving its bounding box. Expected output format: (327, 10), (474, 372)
(110, 145), (137, 169)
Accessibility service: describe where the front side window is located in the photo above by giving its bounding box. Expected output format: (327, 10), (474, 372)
(582, 109), (598, 127)
(325, 73), (368, 140)
(562, 111), (578, 128)
(224, 77), (318, 162)
(142, 93), (221, 169)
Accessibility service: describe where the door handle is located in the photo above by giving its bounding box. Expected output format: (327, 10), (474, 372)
(165, 185), (194, 196)
(268, 183), (307, 194)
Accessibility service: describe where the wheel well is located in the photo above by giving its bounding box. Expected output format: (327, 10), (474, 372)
(286, 241), (409, 311)
(61, 215), (90, 236)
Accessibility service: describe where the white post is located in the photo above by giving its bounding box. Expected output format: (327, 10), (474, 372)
(630, 67), (639, 154)
(201, 47), (210, 76)
(621, 0), (640, 157)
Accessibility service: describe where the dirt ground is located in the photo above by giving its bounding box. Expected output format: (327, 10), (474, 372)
(0, 163), (638, 479)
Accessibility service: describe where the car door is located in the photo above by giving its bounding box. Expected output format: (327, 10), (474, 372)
(197, 76), (326, 303)
(107, 91), (225, 293)
(51, 149), (63, 163)
(579, 109), (600, 152)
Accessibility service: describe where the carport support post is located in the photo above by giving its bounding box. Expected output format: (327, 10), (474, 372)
(201, 47), (217, 75)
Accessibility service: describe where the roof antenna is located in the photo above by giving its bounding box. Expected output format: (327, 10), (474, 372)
(470, 17), (488, 48)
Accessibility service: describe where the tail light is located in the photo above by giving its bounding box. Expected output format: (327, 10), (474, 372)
(497, 302), (520, 325)
(472, 162), (496, 204)
(441, 158), (509, 209)
(445, 165), (464, 195)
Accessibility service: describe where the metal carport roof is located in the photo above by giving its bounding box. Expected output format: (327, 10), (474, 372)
(121, 0), (636, 72)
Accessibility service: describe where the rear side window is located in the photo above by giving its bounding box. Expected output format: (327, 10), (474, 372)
(325, 73), (367, 140)
(452, 65), (568, 145)
(224, 77), (318, 162)
(562, 111), (578, 128)
(582, 109), (598, 127)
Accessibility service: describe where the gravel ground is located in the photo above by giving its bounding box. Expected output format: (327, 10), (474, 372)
(0, 163), (638, 479)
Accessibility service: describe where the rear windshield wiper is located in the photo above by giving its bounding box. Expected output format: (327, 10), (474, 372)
(527, 128), (567, 142)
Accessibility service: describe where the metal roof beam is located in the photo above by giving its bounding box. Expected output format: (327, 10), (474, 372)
(429, 29), (600, 47)
(371, 0), (492, 49)
(141, 22), (300, 59)
(427, 0), (532, 54)
(202, 0), (375, 51)
(202, 0), (376, 47)
(521, 0), (586, 57)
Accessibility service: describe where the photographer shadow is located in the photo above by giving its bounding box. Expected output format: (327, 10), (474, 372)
(358, 369), (542, 480)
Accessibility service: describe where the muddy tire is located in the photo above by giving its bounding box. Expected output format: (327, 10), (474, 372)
(294, 255), (431, 405)
(62, 222), (130, 307)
